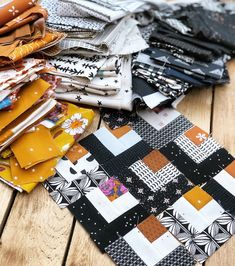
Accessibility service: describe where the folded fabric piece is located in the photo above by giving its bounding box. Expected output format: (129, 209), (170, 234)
(0, 30), (66, 66)
(0, 0), (38, 27)
(0, 162), (37, 193)
(48, 55), (107, 80)
(55, 55), (133, 110)
(0, 102), (94, 192)
(41, 0), (107, 32)
(0, 98), (57, 152)
(0, 78), (51, 132)
(0, 58), (46, 98)
(0, 5), (48, 36)
(56, 17), (148, 56)
(11, 125), (62, 169)
(0, 17), (46, 46)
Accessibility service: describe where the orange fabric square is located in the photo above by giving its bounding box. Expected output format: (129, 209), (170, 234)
(184, 186), (212, 210)
(225, 160), (235, 178)
(66, 143), (88, 163)
(110, 125), (132, 139)
(184, 126), (209, 146)
(11, 125), (61, 169)
(142, 150), (169, 173)
(137, 215), (167, 243)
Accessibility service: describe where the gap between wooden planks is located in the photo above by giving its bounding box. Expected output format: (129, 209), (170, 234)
(0, 64), (235, 266)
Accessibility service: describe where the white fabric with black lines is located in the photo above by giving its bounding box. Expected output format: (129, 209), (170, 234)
(174, 135), (221, 164)
(55, 55), (133, 110)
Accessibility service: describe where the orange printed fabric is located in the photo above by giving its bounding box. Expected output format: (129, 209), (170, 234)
(109, 125), (132, 138)
(0, 0), (38, 27)
(0, 5), (48, 35)
(137, 215), (167, 243)
(66, 143), (88, 163)
(183, 186), (212, 210)
(225, 160), (235, 178)
(11, 125), (62, 169)
(10, 156), (56, 186)
(0, 78), (50, 132)
(184, 126), (209, 146)
(0, 31), (64, 65)
(142, 150), (169, 173)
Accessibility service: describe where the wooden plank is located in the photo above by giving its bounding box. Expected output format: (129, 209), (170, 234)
(205, 59), (235, 266)
(0, 109), (100, 266)
(0, 184), (14, 228)
(177, 87), (213, 132)
(66, 222), (114, 266)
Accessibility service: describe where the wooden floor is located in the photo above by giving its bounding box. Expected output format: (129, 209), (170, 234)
(0, 61), (235, 266)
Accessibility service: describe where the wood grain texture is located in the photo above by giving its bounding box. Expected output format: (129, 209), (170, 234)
(0, 183), (13, 226)
(177, 87), (213, 132)
(0, 185), (72, 266)
(205, 59), (235, 266)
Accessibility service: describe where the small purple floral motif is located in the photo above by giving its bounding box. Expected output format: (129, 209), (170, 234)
(99, 176), (128, 201)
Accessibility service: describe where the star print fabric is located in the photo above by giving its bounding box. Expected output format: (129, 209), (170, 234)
(54, 55), (133, 110)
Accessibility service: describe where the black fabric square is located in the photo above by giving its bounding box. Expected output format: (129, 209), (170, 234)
(91, 204), (149, 252)
(79, 134), (115, 164)
(202, 179), (235, 216)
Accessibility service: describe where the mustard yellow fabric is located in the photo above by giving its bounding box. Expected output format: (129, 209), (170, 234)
(10, 156), (57, 186)
(0, 78), (50, 132)
(184, 186), (213, 210)
(1, 102), (94, 192)
(11, 125), (62, 169)
(0, 163), (37, 193)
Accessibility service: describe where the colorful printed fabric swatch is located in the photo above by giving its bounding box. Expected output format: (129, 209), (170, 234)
(99, 177), (128, 202)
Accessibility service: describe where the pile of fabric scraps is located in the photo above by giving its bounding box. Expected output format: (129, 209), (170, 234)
(41, 0), (150, 56)
(38, 0), (235, 111)
(132, 0), (235, 109)
(0, 0), (66, 66)
(0, 75), (94, 192)
(40, 0), (155, 110)
(44, 107), (235, 265)
(0, 0), (95, 193)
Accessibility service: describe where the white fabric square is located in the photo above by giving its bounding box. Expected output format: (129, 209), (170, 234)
(118, 130), (142, 149)
(138, 108), (180, 131)
(124, 228), (162, 266)
(143, 92), (170, 109)
(214, 170), (235, 196)
(152, 231), (180, 260)
(94, 127), (126, 156)
(86, 188), (138, 223)
(173, 197), (224, 233)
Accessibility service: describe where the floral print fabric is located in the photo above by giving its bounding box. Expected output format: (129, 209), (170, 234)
(99, 177), (128, 201)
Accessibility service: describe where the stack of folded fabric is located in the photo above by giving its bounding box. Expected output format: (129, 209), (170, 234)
(41, 0), (150, 56)
(40, 0), (152, 110)
(132, 0), (235, 109)
(0, 0), (95, 193)
(0, 0), (66, 66)
(40, 0), (235, 111)
(0, 75), (94, 192)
